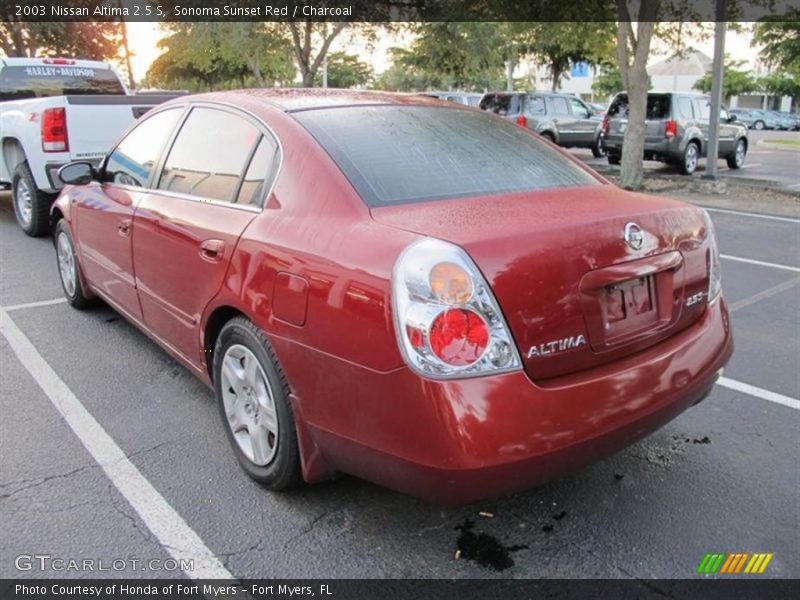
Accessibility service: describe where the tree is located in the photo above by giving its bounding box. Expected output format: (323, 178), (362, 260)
(693, 59), (759, 104)
(144, 23), (294, 91)
(759, 71), (800, 111)
(754, 11), (800, 71)
(0, 10), (121, 60)
(522, 22), (616, 91)
(592, 61), (651, 100)
(314, 52), (373, 88)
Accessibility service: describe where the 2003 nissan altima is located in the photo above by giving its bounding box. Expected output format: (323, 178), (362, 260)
(52, 90), (732, 503)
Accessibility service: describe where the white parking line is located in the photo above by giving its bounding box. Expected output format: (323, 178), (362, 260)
(729, 277), (800, 312)
(0, 306), (233, 581)
(703, 207), (800, 223)
(3, 298), (67, 312)
(718, 377), (800, 411)
(721, 255), (800, 273)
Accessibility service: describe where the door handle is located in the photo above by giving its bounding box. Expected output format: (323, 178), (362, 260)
(199, 239), (225, 261)
(117, 219), (131, 237)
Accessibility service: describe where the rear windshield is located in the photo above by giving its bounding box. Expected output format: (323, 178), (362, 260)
(607, 93), (672, 120)
(0, 65), (125, 100)
(479, 93), (522, 115)
(294, 106), (598, 206)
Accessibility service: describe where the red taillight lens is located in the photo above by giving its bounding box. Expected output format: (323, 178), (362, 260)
(665, 120), (677, 138)
(42, 108), (68, 152)
(516, 115), (528, 128)
(602, 116), (609, 134)
(429, 309), (489, 366)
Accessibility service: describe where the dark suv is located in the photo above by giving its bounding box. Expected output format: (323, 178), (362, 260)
(480, 91), (605, 157)
(603, 91), (749, 175)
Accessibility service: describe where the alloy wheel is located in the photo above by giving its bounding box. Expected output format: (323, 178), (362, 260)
(56, 231), (77, 297)
(14, 178), (33, 227)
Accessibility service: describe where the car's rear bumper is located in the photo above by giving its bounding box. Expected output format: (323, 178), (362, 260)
(281, 296), (732, 504)
(604, 136), (682, 160)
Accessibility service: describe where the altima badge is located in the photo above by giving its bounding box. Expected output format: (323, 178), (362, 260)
(624, 222), (644, 250)
(527, 335), (586, 358)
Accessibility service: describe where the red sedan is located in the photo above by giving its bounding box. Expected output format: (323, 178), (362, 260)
(52, 90), (732, 504)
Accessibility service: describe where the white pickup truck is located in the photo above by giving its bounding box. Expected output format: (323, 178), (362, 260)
(1, 57), (180, 236)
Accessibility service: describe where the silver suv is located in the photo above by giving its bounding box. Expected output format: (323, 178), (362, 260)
(480, 91), (606, 157)
(603, 91), (749, 175)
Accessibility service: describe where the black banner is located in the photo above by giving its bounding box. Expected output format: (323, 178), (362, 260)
(2, 579), (800, 600)
(2, 0), (798, 23)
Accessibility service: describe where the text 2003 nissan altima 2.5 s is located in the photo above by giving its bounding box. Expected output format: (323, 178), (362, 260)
(51, 89), (732, 504)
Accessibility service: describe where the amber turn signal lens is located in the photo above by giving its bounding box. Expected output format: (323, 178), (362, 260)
(429, 262), (474, 304)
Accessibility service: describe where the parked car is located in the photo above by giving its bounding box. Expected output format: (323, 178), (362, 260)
(419, 91), (484, 107)
(730, 109), (779, 130)
(778, 111), (800, 130)
(479, 91), (606, 157)
(763, 109), (795, 130)
(0, 57), (181, 236)
(603, 91), (749, 175)
(589, 102), (607, 116)
(52, 90), (732, 503)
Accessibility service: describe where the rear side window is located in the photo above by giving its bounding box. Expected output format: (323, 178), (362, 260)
(695, 98), (711, 120)
(480, 94), (521, 116)
(526, 95), (546, 115)
(236, 135), (279, 206)
(295, 106), (598, 207)
(677, 97), (695, 120)
(549, 97), (571, 115)
(159, 107), (260, 202)
(105, 108), (182, 188)
(0, 65), (125, 100)
(608, 93), (672, 119)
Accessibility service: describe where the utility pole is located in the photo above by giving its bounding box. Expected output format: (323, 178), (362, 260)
(322, 55), (328, 88)
(704, 0), (727, 180)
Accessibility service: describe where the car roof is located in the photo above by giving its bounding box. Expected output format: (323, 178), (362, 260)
(193, 88), (449, 112)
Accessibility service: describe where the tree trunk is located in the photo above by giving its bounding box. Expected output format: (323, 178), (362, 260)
(616, 1), (659, 190)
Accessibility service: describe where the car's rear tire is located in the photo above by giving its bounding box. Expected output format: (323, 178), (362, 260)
(54, 220), (94, 309)
(753, 120), (765, 131)
(213, 317), (302, 491)
(591, 135), (606, 158)
(13, 162), (55, 237)
(607, 153), (621, 165)
(678, 141), (700, 175)
(726, 139), (747, 169)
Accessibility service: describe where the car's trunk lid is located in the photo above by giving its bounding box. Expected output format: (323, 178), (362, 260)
(372, 185), (712, 381)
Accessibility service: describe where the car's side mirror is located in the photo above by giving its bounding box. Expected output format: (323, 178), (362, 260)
(58, 161), (96, 185)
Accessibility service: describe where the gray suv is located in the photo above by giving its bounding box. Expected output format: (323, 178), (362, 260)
(480, 91), (606, 157)
(603, 91), (748, 175)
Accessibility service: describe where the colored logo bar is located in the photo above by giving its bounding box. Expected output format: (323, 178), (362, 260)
(697, 553), (773, 574)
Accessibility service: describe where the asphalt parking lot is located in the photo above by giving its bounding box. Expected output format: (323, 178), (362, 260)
(0, 189), (798, 581)
(575, 129), (800, 192)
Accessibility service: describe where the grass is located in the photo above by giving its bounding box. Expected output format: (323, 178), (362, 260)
(764, 138), (800, 148)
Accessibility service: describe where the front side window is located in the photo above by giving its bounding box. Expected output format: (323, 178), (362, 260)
(295, 106), (598, 207)
(104, 108), (182, 188)
(569, 97), (590, 118)
(158, 107), (260, 202)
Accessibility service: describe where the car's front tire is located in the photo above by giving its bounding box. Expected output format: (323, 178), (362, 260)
(213, 317), (302, 490)
(726, 139), (747, 169)
(54, 220), (94, 309)
(678, 141), (700, 175)
(13, 162), (55, 237)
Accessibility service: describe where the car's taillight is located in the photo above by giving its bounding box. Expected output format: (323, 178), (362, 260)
(41, 108), (68, 152)
(665, 120), (678, 138)
(516, 115), (528, 128)
(602, 116), (609, 134)
(392, 238), (521, 379)
(703, 210), (722, 302)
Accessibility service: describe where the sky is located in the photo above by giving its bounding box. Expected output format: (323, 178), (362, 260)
(122, 23), (760, 86)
